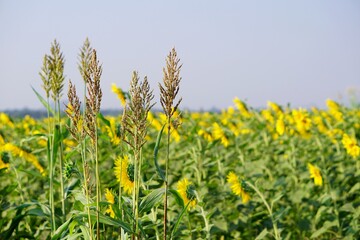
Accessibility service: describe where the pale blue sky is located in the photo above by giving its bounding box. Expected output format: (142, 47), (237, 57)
(0, 0), (359, 110)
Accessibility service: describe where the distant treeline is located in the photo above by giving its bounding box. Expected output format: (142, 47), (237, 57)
(2, 108), (221, 119)
(2, 109), (122, 119)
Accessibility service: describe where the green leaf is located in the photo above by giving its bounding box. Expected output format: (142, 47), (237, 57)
(139, 188), (165, 214)
(0, 214), (25, 239)
(271, 194), (283, 210)
(73, 190), (90, 206)
(97, 112), (111, 128)
(0, 183), (17, 195)
(64, 179), (80, 200)
(349, 182), (360, 194)
(310, 221), (337, 239)
(27, 208), (46, 217)
(255, 228), (268, 240)
(51, 124), (61, 166)
(76, 212), (133, 233)
(154, 123), (166, 181)
(31, 86), (55, 115)
(169, 189), (184, 209)
(52, 217), (73, 240)
(339, 203), (355, 213)
(65, 233), (83, 240)
(170, 202), (190, 239)
(79, 225), (91, 240)
(19, 169), (43, 178)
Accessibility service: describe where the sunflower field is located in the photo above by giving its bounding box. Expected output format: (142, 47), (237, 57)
(0, 40), (359, 240)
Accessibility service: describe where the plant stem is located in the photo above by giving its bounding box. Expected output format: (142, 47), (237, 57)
(47, 97), (56, 236)
(132, 150), (138, 240)
(95, 130), (100, 240)
(81, 141), (93, 240)
(246, 182), (281, 240)
(56, 100), (66, 221)
(135, 148), (142, 239)
(163, 119), (171, 240)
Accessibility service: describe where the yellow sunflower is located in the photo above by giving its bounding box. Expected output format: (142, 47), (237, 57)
(227, 172), (250, 204)
(342, 133), (360, 158)
(105, 188), (115, 218)
(307, 163), (323, 186)
(114, 156), (134, 194)
(177, 178), (197, 210)
(111, 83), (126, 107)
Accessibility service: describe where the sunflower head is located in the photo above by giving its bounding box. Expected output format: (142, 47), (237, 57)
(105, 188), (115, 218)
(177, 178), (197, 210)
(307, 163), (323, 186)
(114, 156), (134, 194)
(227, 171), (251, 204)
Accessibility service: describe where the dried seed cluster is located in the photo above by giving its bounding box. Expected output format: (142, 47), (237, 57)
(84, 50), (103, 142)
(159, 47), (182, 119)
(66, 49), (102, 144)
(122, 71), (155, 151)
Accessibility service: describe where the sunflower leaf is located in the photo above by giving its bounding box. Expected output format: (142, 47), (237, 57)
(97, 112), (111, 128)
(52, 216), (73, 240)
(170, 202), (190, 239)
(139, 188), (165, 214)
(154, 123), (166, 181)
(169, 189), (184, 208)
(31, 86), (55, 116)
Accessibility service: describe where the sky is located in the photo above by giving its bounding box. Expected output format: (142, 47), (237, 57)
(0, 0), (359, 111)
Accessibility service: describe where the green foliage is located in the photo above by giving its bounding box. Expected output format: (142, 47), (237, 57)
(0, 42), (359, 239)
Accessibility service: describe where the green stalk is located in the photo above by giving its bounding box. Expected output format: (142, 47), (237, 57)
(56, 100), (66, 221)
(186, 213), (192, 239)
(118, 152), (124, 239)
(163, 119), (171, 240)
(95, 130), (100, 240)
(119, 169), (123, 240)
(132, 150), (138, 240)
(82, 82), (93, 239)
(199, 206), (210, 239)
(135, 148), (143, 239)
(49, 149), (55, 234)
(246, 182), (280, 240)
(47, 97), (56, 236)
(81, 141), (93, 240)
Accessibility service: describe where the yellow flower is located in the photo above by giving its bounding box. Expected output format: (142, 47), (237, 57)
(326, 99), (340, 111)
(342, 134), (360, 158)
(307, 163), (323, 186)
(105, 117), (121, 145)
(233, 97), (251, 118)
(148, 112), (163, 131)
(292, 108), (312, 135)
(313, 116), (327, 134)
(63, 138), (77, 151)
(0, 113), (14, 128)
(105, 188), (115, 218)
(267, 101), (283, 115)
(114, 156), (134, 194)
(326, 99), (343, 122)
(0, 143), (44, 174)
(276, 118), (285, 136)
(111, 83), (126, 107)
(177, 178), (197, 210)
(227, 172), (250, 204)
(0, 135), (5, 145)
(198, 129), (213, 142)
(157, 112), (181, 142)
(227, 106), (235, 115)
(212, 123), (229, 147)
(261, 109), (274, 124)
